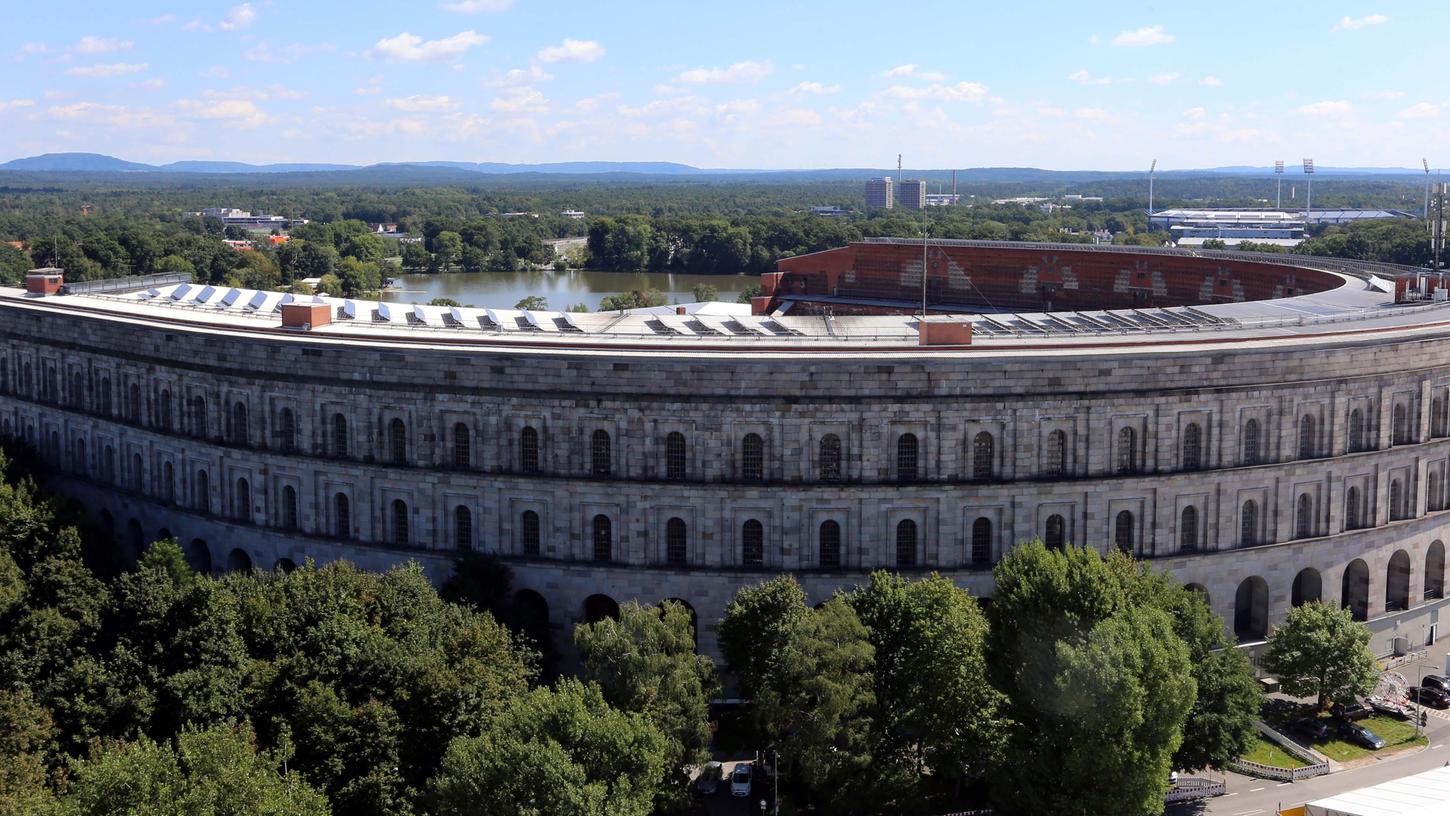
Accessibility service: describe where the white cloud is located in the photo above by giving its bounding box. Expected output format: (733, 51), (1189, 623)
(789, 81), (840, 95)
(369, 30), (488, 62)
(884, 81), (990, 103)
(1112, 25), (1174, 47)
(1182, 106), (1206, 120)
(773, 108), (821, 127)
(179, 98), (270, 127)
(882, 64), (946, 81)
(146, 14), (175, 25)
(1398, 102), (1441, 119)
(1147, 72), (1180, 86)
(1295, 99), (1353, 116)
(44, 101), (173, 129)
(1074, 107), (1109, 120)
(15, 43), (50, 59)
(491, 87), (548, 112)
(1037, 106), (1066, 117)
(1067, 68), (1112, 85)
(675, 60), (772, 83)
(220, 3), (257, 31)
(1199, 75), (1223, 87)
(1333, 14), (1388, 32)
(1371, 89), (1405, 99)
(0, 99), (34, 112)
(535, 38), (604, 64)
(131, 78), (166, 90)
(74, 36), (132, 54)
(244, 42), (334, 63)
(65, 62), (148, 78)
(499, 65), (552, 85)
(440, 0), (513, 11)
(385, 94), (456, 112)
(714, 98), (760, 116)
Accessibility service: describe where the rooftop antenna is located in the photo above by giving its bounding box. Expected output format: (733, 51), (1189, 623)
(1302, 158), (1315, 224)
(1274, 160), (1284, 209)
(1424, 158), (1432, 220)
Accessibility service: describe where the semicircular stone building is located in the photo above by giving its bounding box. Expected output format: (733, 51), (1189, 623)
(4, 239), (1449, 660)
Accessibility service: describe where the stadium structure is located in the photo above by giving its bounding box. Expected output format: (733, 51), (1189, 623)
(4, 239), (1450, 660)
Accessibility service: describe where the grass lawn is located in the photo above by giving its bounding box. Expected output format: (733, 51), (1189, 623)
(1312, 714), (1428, 762)
(1240, 735), (1310, 769)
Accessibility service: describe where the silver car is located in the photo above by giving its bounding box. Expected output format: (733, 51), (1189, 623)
(730, 763), (753, 797)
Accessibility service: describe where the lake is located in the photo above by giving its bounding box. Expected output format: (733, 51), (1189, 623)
(378, 270), (758, 311)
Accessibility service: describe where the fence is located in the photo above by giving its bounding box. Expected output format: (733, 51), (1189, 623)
(1228, 722), (1331, 782)
(1165, 777), (1227, 802)
(62, 272), (192, 296)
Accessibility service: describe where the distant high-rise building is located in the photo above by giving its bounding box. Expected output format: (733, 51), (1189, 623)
(899, 179), (927, 210)
(865, 177), (894, 210)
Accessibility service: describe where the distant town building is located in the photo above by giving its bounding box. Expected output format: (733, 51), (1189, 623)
(366, 223), (401, 235)
(810, 206), (850, 218)
(222, 239), (255, 252)
(559, 210), (586, 220)
(924, 194), (960, 207)
(865, 177), (894, 210)
(184, 207), (306, 231)
(1061, 194), (1104, 203)
(898, 179), (927, 210)
(500, 212), (539, 220)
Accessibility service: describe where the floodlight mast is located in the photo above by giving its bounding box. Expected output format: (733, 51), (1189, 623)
(1302, 158), (1315, 223)
(1147, 159), (1157, 223)
(1274, 160), (1284, 209)
(1425, 158), (1432, 220)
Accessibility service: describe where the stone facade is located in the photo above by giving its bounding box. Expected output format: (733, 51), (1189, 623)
(4, 284), (1450, 661)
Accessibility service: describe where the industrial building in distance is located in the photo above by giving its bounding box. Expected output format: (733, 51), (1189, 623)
(1150, 208), (1416, 248)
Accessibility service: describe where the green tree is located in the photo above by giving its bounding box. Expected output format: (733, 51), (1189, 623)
(1263, 601), (1380, 706)
(342, 233), (386, 264)
(315, 274), (343, 298)
(0, 245), (30, 286)
(598, 289), (666, 311)
(335, 258), (381, 296)
(432, 232), (464, 273)
(690, 283), (718, 302)
(400, 242), (430, 271)
(718, 575), (809, 699)
(57, 723), (331, 816)
(565, 303), (590, 313)
(575, 601), (717, 808)
(296, 241), (339, 280)
(736, 284), (761, 304)
(428, 297), (462, 308)
(987, 544), (1195, 816)
(514, 295), (548, 310)
(429, 679), (666, 816)
(0, 689), (57, 816)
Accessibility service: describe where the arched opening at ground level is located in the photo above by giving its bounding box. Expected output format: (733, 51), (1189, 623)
(1234, 576), (1269, 642)
(1428, 541), (1446, 600)
(1387, 550), (1411, 612)
(1342, 559), (1370, 622)
(664, 597), (699, 651)
(184, 539), (212, 573)
(125, 518), (144, 563)
(1292, 568), (1322, 607)
(582, 593), (620, 624)
(226, 548), (252, 573)
(275, 558), (297, 573)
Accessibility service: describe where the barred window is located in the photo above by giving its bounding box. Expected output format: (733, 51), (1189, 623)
(819, 434), (842, 482)
(192, 396), (208, 439)
(130, 453), (143, 493)
(1243, 418), (1261, 464)
(1044, 430), (1067, 476)
(666, 517), (687, 566)
(970, 517), (993, 566)
(521, 426), (540, 474)
(159, 389), (173, 431)
(522, 510), (541, 556)
(1347, 409), (1364, 453)
(453, 423), (471, 469)
(392, 499), (409, 546)
(231, 402), (249, 447)
(195, 469), (209, 514)
(819, 520), (841, 568)
(742, 433), (764, 481)
(895, 519), (917, 567)
(277, 408), (297, 453)
(1182, 423), (1202, 470)
(454, 505), (472, 550)
(592, 514), (612, 562)
(1180, 506), (1198, 552)
(282, 486), (298, 530)
(1241, 500), (1258, 546)
(896, 433), (919, 482)
(741, 519), (764, 566)
(73, 438), (86, 475)
(235, 478), (251, 522)
(1113, 426), (1136, 474)
(972, 432), (995, 480)
(332, 413), (349, 457)
(1295, 493), (1313, 538)
(389, 418), (407, 465)
(1431, 472), (1443, 512)
(1044, 514), (1066, 550)
(334, 493), (351, 539)
(665, 432), (687, 480)
(1345, 487), (1362, 530)
(1393, 404), (1410, 445)
(1298, 414), (1316, 459)
(1390, 479), (1405, 521)
(1114, 510), (1134, 554)
(128, 382), (141, 423)
(98, 377), (111, 415)
(161, 461), (174, 503)
(591, 429), (612, 477)
(1435, 397), (1448, 438)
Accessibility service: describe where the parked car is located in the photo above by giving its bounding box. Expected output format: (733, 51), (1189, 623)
(1332, 700), (1373, 721)
(730, 763), (753, 798)
(1410, 686), (1450, 709)
(1337, 720), (1386, 750)
(1291, 717), (1329, 740)
(694, 762), (723, 796)
(1422, 674), (1450, 694)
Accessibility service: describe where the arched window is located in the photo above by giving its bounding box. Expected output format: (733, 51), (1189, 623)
(195, 469), (209, 513)
(591, 429), (612, 477)
(231, 402), (249, 446)
(895, 519), (918, 567)
(130, 452), (143, 492)
(391, 499), (409, 546)
(1298, 414), (1316, 459)
(1348, 409), (1365, 452)
(1346, 486), (1362, 530)
(666, 432), (687, 480)
(1435, 397), (1448, 438)
(453, 423), (471, 469)
(454, 505), (472, 550)
(127, 382), (141, 423)
(971, 517), (993, 566)
(98, 377), (111, 415)
(389, 418), (407, 465)
(282, 485), (298, 530)
(1242, 418), (1261, 464)
(159, 389), (173, 431)
(334, 493), (351, 539)
(592, 514), (612, 562)
(1427, 541), (1446, 600)
(1044, 514), (1066, 550)
(819, 520), (841, 568)
(1182, 423), (1202, 470)
(235, 478), (251, 522)
(1044, 429), (1066, 477)
(331, 413), (348, 457)
(741, 519), (764, 566)
(71, 371), (85, 410)
(277, 408), (297, 453)
(1116, 426), (1137, 474)
(742, 433), (765, 481)
(896, 433), (919, 482)
(666, 517), (687, 566)
(1295, 493), (1313, 538)
(521, 426), (540, 473)
(521, 511), (541, 556)
(1430, 472), (1443, 513)
(192, 396), (208, 439)
(1393, 403), (1409, 445)
(819, 434), (842, 482)
(1241, 500), (1258, 547)
(1390, 479), (1405, 521)
(1180, 506), (1198, 552)
(973, 432), (995, 480)
(161, 461), (174, 503)
(1114, 510), (1134, 554)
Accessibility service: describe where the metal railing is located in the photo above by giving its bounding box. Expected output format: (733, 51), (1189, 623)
(62, 272), (193, 296)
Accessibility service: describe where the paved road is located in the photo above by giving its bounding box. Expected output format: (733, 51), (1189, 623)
(1171, 644), (1450, 816)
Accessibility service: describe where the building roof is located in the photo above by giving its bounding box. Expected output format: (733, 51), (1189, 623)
(1304, 765), (1450, 816)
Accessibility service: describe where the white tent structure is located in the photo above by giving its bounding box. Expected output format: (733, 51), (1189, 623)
(1303, 765), (1450, 816)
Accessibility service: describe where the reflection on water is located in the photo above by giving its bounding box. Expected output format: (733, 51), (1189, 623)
(378, 269), (756, 311)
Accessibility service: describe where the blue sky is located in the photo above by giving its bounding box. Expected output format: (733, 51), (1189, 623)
(2, 1), (1445, 170)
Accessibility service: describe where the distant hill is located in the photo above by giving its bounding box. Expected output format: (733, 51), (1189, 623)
(385, 160), (704, 175)
(0, 152), (155, 172)
(161, 160), (358, 173)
